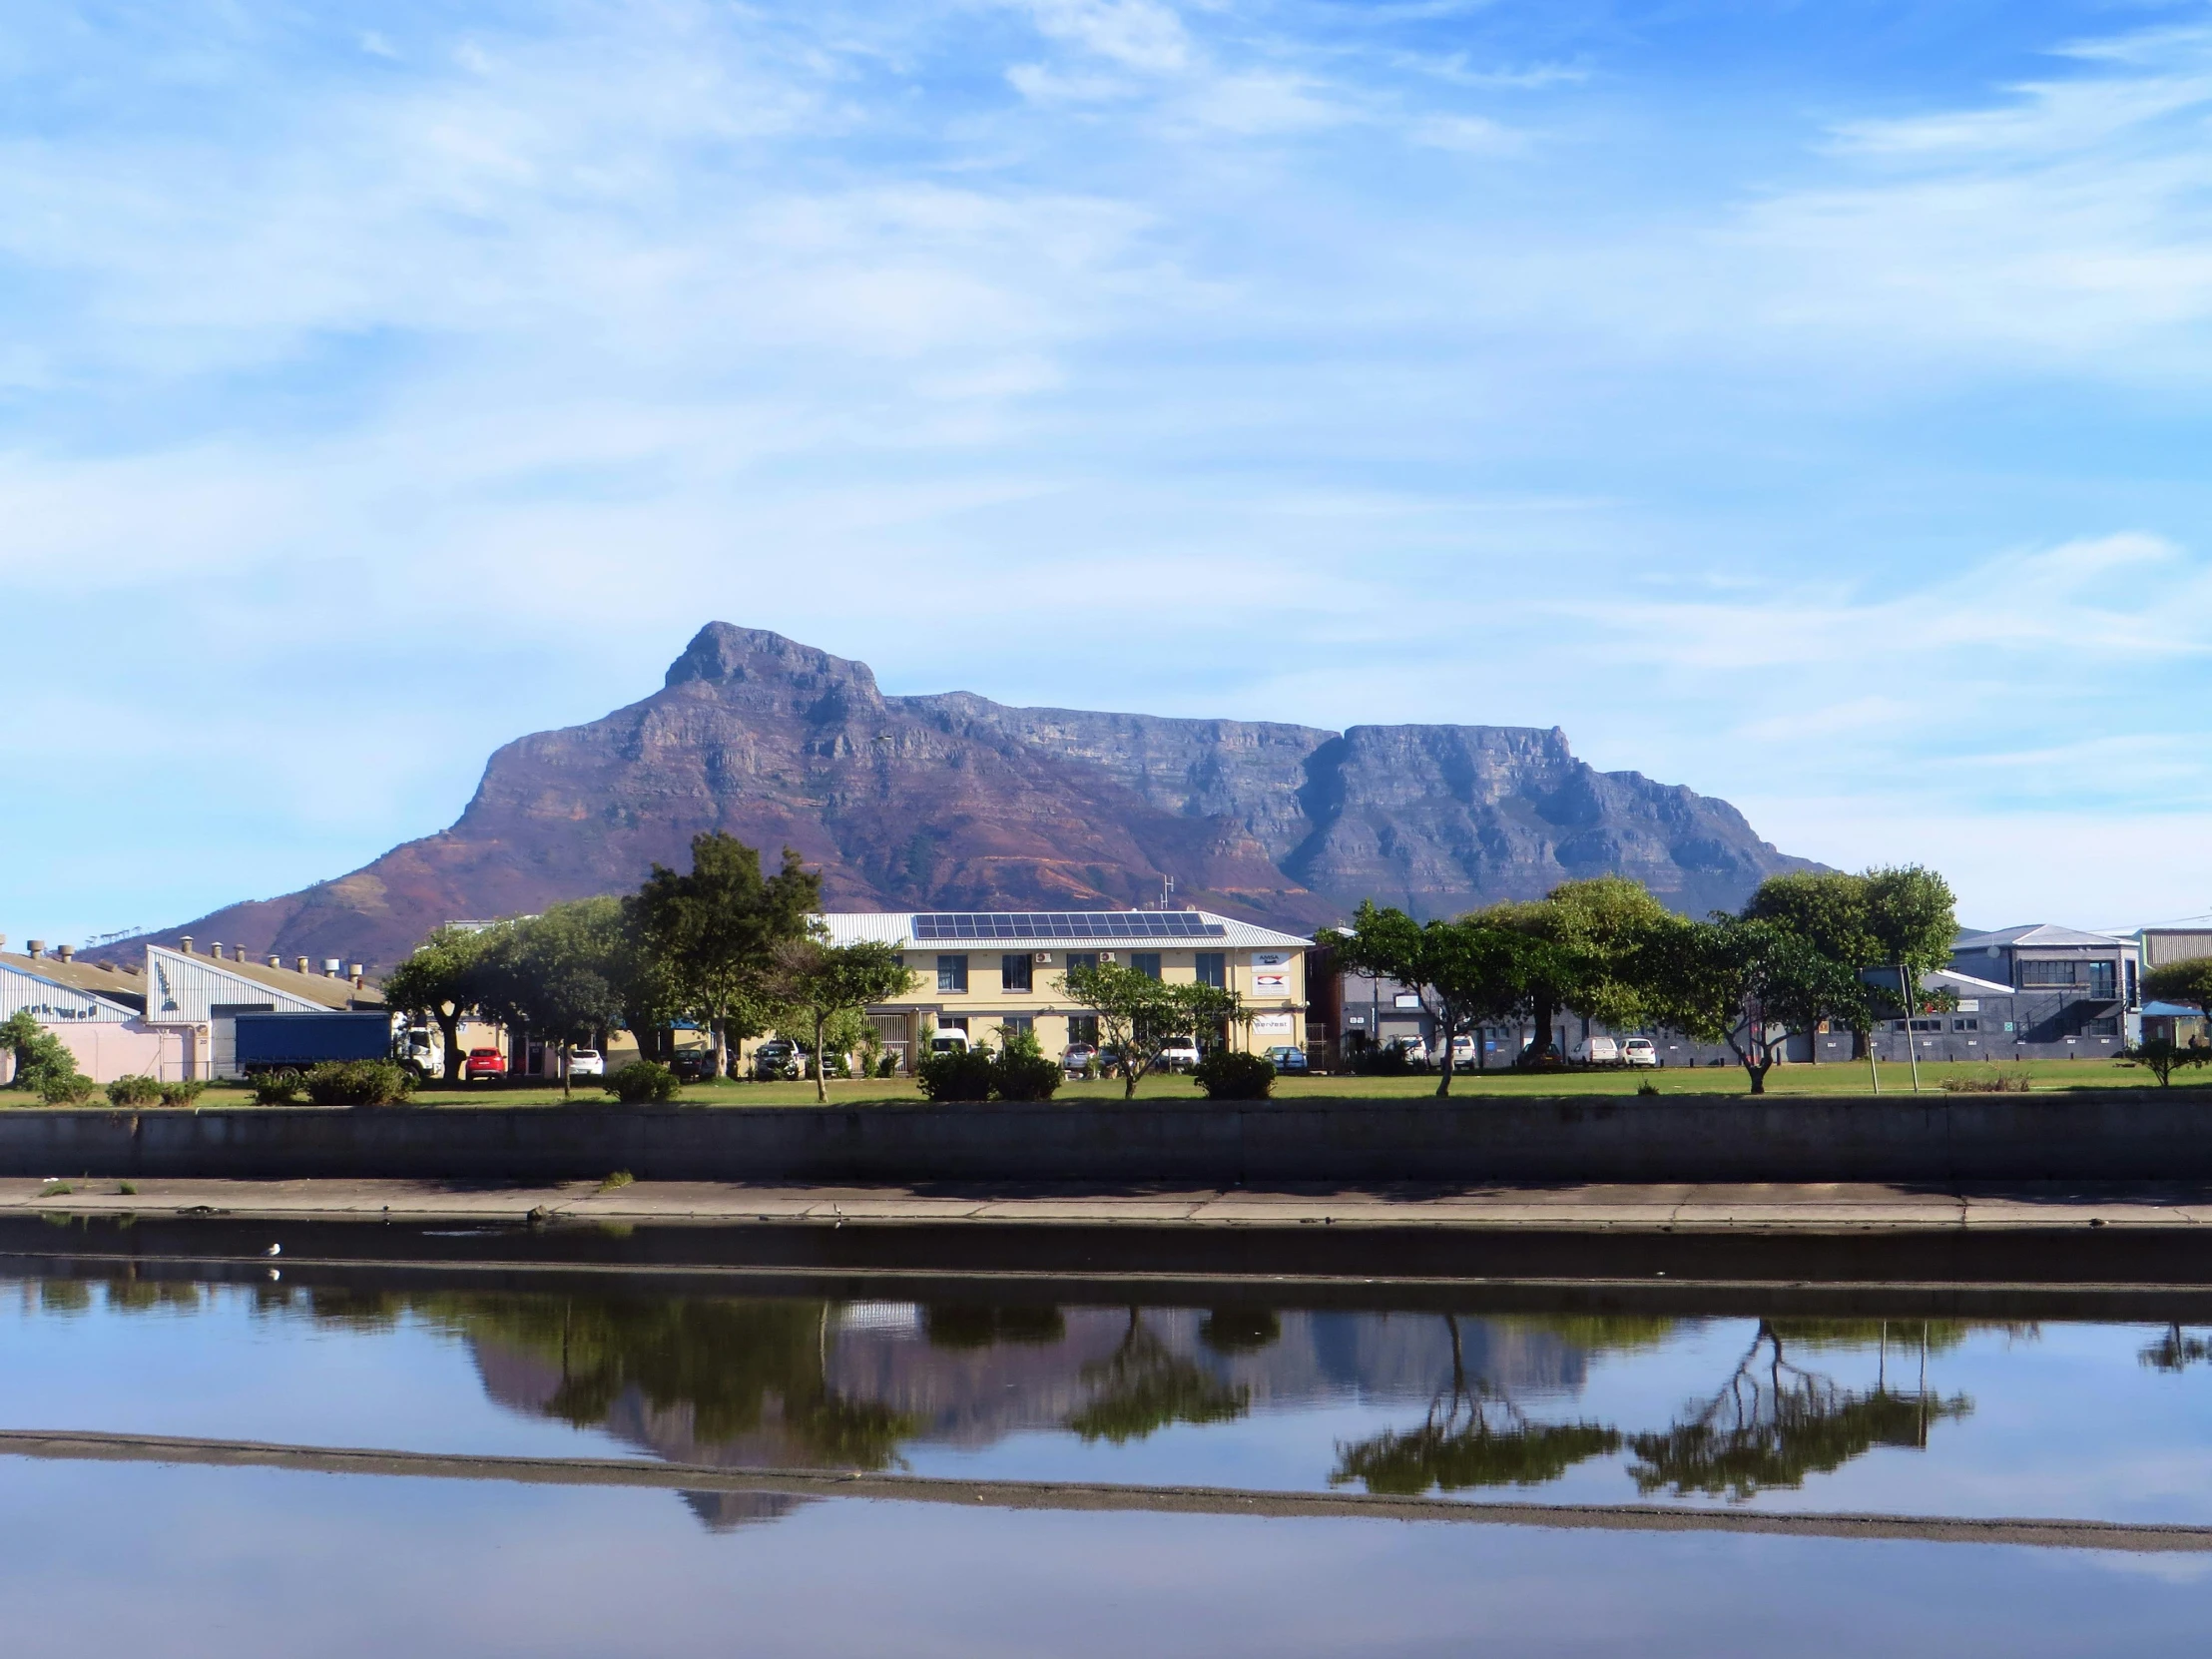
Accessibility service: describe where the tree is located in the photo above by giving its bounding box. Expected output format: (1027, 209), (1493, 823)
(473, 899), (631, 1096)
(1319, 902), (1559, 1095)
(382, 925), (493, 1085)
(1744, 871), (1880, 1066)
(1864, 865), (1959, 1092)
(1056, 960), (1244, 1099)
(1644, 916), (1869, 1094)
(626, 832), (820, 1080)
(762, 938), (916, 1104)
(2145, 958), (2212, 1026)
(2118, 1037), (2212, 1089)
(1485, 877), (1676, 1061)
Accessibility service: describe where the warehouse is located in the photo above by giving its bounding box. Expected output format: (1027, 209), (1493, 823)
(0, 939), (183, 1082)
(141, 938), (387, 1079)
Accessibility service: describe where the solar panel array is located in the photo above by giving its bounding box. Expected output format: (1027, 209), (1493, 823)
(911, 911), (1226, 941)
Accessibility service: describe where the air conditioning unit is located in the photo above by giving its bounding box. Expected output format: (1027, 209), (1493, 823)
(1099, 951), (1116, 963)
(1033, 952), (1053, 964)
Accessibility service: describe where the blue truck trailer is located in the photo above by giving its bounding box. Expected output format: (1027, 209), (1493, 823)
(233, 1010), (394, 1072)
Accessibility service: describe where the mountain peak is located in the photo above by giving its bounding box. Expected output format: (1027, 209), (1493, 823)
(664, 623), (882, 701)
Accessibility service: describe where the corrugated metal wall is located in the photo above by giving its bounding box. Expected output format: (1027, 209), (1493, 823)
(145, 947), (324, 1022)
(0, 963), (133, 1024)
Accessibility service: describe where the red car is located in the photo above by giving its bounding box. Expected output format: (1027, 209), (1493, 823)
(463, 1047), (507, 1081)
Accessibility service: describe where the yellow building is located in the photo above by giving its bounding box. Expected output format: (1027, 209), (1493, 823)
(814, 909), (1314, 1068)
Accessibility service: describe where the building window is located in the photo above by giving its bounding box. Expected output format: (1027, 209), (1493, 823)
(2085, 960), (2115, 999)
(1067, 1014), (1099, 1046)
(1066, 952), (1098, 974)
(2017, 960), (2079, 986)
(1132, 953), (1162, 981)
(998, 1015), (1034, 1037)
(1952, 1018), (1978, 1032)
(1909, 1018), (1942, 1032)
(2083, 1016), (2119, 1037)
(1001, 954), (1033, 993)
(936, 1016), (968, 1033)
(1194, 952), (1226, 988)
(936, 954), (968, 993)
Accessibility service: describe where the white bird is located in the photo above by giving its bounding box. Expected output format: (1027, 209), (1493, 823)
(264, 1243), (281, 1257)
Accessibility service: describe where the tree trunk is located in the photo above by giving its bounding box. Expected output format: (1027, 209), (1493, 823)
(1434, 1018), (1455, 1098)
(560, 1046), (571, 1099)
(712, 1017), (727, 1083)
(437, 1008), (463, 1085)
(1745, 1058), (1770, 1094)
(1533, 1000), (1554, 1061)
(814, 1008), (829, 1105)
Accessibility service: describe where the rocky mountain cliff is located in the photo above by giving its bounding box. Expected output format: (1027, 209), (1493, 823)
(142, 624), (1818, 969)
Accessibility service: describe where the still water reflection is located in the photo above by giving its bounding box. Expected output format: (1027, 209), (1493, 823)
(6, 1270), (2211, 1527)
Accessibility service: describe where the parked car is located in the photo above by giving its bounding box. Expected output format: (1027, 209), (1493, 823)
(1061, 1042), (1098, 1075)
(670, 1048), (721, 1083)
(1574, 1036), (1621, 1065)
(462, 1047), (506, 1081)
(1622, 1038), (1658, 1068)
(927, 1029), (970, 1055)
(1449, 1034), (1478, 1067)
(753, 1039), (801, 1080)
(1390, 1037), (1429, 1069)
(1156, 1038), (1202, 1073)
(566, 1048), (606, 1078)
(1265, 1045), (1309, 1074)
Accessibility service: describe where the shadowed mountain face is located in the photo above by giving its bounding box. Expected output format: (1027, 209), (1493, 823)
(145, 624), (1817, 968)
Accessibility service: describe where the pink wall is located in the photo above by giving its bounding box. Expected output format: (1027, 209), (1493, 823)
(46, 1021), (190, 1084)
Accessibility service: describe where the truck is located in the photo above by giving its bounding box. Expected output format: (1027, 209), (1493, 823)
(233, 1011), (396, 1074)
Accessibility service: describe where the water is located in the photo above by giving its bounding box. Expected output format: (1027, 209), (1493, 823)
(2, 1255), (2209, 1653)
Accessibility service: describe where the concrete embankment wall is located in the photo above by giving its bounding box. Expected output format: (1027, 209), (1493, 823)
(0, 1093), (2208, 1184)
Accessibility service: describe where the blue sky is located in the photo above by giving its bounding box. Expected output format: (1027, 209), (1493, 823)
(7, 0), (2212, 940)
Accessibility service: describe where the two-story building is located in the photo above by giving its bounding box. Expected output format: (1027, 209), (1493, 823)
(810, 910), (1314, 1069)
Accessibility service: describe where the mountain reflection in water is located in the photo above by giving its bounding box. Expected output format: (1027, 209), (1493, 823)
(273, 1289), (2020, 1527)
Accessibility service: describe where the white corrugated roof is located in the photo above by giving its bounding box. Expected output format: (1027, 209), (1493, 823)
(814, 910), (1312, 949)
(1954, 924), (2131, 950)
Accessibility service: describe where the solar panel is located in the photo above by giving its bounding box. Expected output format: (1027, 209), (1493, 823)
(911, 911), (1227, 941)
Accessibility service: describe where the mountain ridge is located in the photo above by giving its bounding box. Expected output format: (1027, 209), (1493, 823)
(125, 623), (1820, 969)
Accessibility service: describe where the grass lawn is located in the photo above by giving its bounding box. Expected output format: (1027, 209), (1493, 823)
(51, 1054), (2195, 1109)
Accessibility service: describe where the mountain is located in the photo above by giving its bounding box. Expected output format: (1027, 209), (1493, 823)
(135, 623), (1819, 970)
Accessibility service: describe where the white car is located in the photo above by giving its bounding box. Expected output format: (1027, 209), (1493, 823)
(1449, 1034), (1477, 1066)
(1575, 1036), (1620, 1065)
(1156, 1038), (1203, 1072)
(1391, 1037), (1429, 1068)
(567, 1048), (606, 1077)
(1621, 1038), (1658, 1068)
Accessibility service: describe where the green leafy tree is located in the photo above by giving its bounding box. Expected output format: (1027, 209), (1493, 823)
(1644, 917), (1869, 1094)
(1483, 877), (1676, 1060)
(1, 1010), (94, 1101)
(762, 938), (916, 1104)
(2118, 1037), (2212, 1088)
(1056, 960), (1244, 1099)
(1319, 902), (1560, 1095)
(2145, 959), (2212, 1026)
(626, 832), (820, 1080)
(381, 924), (493, 1084)
(473, 899), (631, 1095)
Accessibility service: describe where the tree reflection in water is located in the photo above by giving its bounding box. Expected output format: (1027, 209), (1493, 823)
(1627, 1320), (1971, 1501)
(2141, 1325), (2212, 1373)
(1332, 1315), (1621, 1495)
(1064, 1309), (1250, 1444)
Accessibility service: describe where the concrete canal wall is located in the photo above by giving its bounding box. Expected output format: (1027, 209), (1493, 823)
(0, 1093), (2208, 1184)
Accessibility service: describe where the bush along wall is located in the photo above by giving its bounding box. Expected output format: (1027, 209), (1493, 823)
(1193, 1050), (1277, 1101)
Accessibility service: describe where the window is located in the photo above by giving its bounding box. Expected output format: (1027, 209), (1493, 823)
(1392, 992), (1423, 1010)
(2084, 1016), (2119, 1037)
(2018, 960), (2078, 986)
(936, 954), (968, 993)
(2085, 960), (2115, 999)
(998, 1015), (1034, 1037)
(1000, 954), (1033, 993)
(1952, 1018), (1978, 1032)
(1132, 952), (1162, 981)
(1910, 1018), (1942, 1032)
(210, 1002), (276, 1017)
(937, 1016), (968, 1033)
(1068, 1014), (1099, 1046)
(1066, 952), (1098, 973)
(1194, 952), (1226, 989)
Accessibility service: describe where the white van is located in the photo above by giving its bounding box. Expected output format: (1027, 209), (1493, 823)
(1574, 1036), (1621, 1065)
(928, 1030), (970, 1055)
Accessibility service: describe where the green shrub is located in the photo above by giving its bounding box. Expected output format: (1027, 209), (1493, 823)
(106, 1075), (163, 1108)
(1351, 1042), (1412, 1077)
(1192, 1050), (1276, 1101)
(875, 1051), (898, 1078)
(159, 1079), (207, 1107)
(37, 1070), (98, 1105)
(990, 1027), (1063, 1102)
(604, 1061), (681, 1104)
(916, 1045), (996, 1103)
(302, 1059), (414, 1107)
(251, 1069), (304, 1105)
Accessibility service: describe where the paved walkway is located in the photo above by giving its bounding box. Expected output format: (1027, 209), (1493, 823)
(4, 1177), (2210, 1230)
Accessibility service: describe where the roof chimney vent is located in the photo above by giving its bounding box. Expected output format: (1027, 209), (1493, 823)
(180, 936), (195, 954)
(56, 944), (74, 962)
(27, 939), (45, 958)
(294, 956), (310, 975)
(347, 963), (364, 984)
(322, 957), (342, 977)
(266, 954), (280, 969)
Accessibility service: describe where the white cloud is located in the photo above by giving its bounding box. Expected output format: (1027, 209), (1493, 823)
(1013, 0), (1193, 74)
